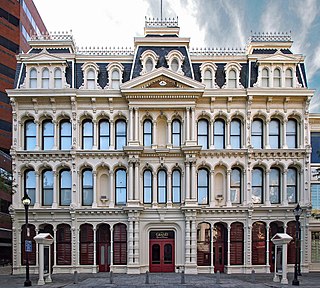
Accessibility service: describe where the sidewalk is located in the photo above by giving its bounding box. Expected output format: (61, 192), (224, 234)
(0, 267), (318, 288)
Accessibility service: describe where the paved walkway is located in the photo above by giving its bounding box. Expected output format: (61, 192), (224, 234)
(0, 266), (319, 288)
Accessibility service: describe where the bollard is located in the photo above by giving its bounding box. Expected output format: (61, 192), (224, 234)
(145, 270), (149, 284)
(251, 269), (255, 282)
(181, 270), (185, 284)
(73, 271), (78, 284)
(216, 270), (220, 284)
(110, 271), (114, 284)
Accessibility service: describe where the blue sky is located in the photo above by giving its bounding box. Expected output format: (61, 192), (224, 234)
(33, 0), (320, 112)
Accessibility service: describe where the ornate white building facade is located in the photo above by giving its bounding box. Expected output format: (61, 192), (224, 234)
(8, 19), (315, 275)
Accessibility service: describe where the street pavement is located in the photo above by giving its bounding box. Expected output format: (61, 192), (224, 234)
(0, 266), (319, 288)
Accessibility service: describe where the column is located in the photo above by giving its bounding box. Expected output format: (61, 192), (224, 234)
(210, 225), (214, 272)
(134, 219), (140, 264)
(110, 226), (114, 268)
(152, 120), (157, 148)
(129, 108), (133, 141)
(282, 169), (288, 205)
(283, 119), (288, 148)
(191, 161), (196, 200)
(35, 120), (40, 150)
(93, 226), (97, 266)
(128, 162), (133, 201)
(35, 171), (40, 207)
(134, 108), (139, 142)
(227, 223), (231, 267)
(128, 219), (134, 264)
(167, 120), (172, 146)
(109, 120), (114, 149)
(191, 108), (195, 141)
(52, 171), (57, 208)
(92, 171), (97, 207)
(186, 107), (190, 141)
(53, 120), (58, 150)
(71, 168), (77, 206)
(191, 219), (197, 264)
(266, 223), (270, 267)
(209, 170), (215, 207)
(226, 119), (231, 149)
(185, 161), (190, 200)
(210, 120), (214, 148)
(226, 169), (231, 207)
(109, 171), (114, 207)
(134, 162), (139, 201)
(167, 172), (172, 206)
(152, 171), (157, 206)
(300, 169), (305, 204)
(93, 120), (97, 150)
(243, 170), (247, 205)
(53, 227), (57, 266)
(265, 169), (270, 206)
(265, 119), (270, 149)
(185, 219), (190, 264)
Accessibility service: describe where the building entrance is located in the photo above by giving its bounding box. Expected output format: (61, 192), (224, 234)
(149, 231), (175, 272)
(97, 224), (111, 272)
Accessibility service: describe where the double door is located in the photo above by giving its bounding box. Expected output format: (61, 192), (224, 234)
(149, 239), (175, 272)
(98, 243), (110, 272)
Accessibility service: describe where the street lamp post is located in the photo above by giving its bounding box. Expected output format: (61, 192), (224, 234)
(292, 203), (302, 286)
(22, 194), (32, 287)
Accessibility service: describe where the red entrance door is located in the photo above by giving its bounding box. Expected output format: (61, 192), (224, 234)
(213, 223), (226, 273)
(97, 224), (111, 272)
(149, 239), (175, 272)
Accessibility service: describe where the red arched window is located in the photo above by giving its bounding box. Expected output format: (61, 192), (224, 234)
(80, 224), (94, 265)
(57, 224), (71, 265)
(286, 221), (296, 264)
(252, 221), (266, 265)
(230, 222), (244, 265)
(113, 223), (127, 265)
(21, 224), (36, 266)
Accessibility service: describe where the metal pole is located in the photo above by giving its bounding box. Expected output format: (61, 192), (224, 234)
(292, 215), (299, 286)
(24, 204), (32, 287)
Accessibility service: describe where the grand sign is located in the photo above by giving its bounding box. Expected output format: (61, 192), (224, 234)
(150, 230), (175, 239)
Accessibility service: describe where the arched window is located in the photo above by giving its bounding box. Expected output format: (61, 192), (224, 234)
(230, 222), (244, 265)
(228, 69), (237, 88)
(41, 68), (49, 88)
(261, 68), (269, 87)
(80, 224), (94, 265)
(230, 119), (241, 148)
(99, 120), (110, 149)
(54, 68), (62, 88)
(286, 119), (297, 148)
(145, 58), (153, 72)
(42, 120), (54, 150)
(42, 170), (53, 206)
(82, 169), (93, 206)
(270, 168), (281, 204)
(198, 119), (209, 149)
(172, 119), (181, 147)
(87, 69), (95, 89)
(197, 222), (211, 266)
(113, 223), (127, 265)
(29, 68), (37, 88)
(115, 120), (126, 150)
(111, 70), (120, 89)
(115, 169), (126, 205)
(171, 58), (179, 72)
(82, 120), (93, 149)
(172, 169), (181, 203)
(269, 119), (280, 148)
(56, 224), (71, 265)
(287, 167), (297, 203)
(252, 168), (263, 204)
(252, 222), (266, 265)
(60, 120), (72, 150)
(285, 68), (293, 87)
(214, 119), (225, 149)
(59, 169), (71, 206)
(273, 68), (281, 87)
(251, 119), (263, 149)
(157, 170), (167, 203)
(198, 168), (209, 204)
(203, 69), (213, 88)
(25, 170), (36, 205)
(143, 170), (152, 204)
(25, 120), (36, 150)
(143, 119), (152, 147)
(231, 168), (241, 204)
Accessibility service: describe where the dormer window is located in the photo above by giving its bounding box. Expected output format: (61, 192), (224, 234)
(54, 68), (62, 88)
(273, 68), (281, 87)
(29, 68), (37, 88)
(140, 50), (159, 75)
(285, 68), (293, 87)
(165, 50), (185, 75)
(42, 68), (49, 88)
(80, 62), (100, 90)
(106, 62), (124, 89)
(224, 62), (242, 89)
(200, 62), (218, 88)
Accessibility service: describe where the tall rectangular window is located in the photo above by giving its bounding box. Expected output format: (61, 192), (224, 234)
(251, 120), (263, 149)
(172, 120), (181, 147)
(143, 120), (152, 147)
(311, 231), (320, 263)
(115, 120), (126, 150)
(311, 132), (320, 163)
(311, 184), (320, 210)
(99, 120), (110, 149)
(60, 121), (72, 150)
(198, 119), (208, 149)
